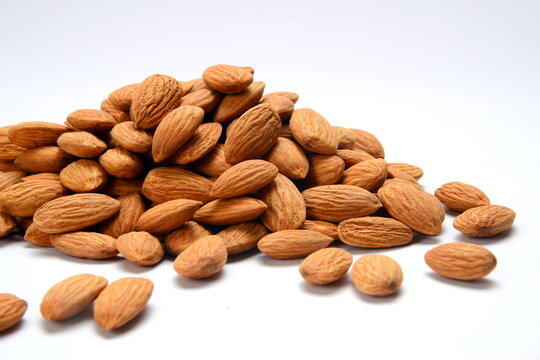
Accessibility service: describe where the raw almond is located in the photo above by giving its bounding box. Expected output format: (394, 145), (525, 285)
(15, 146), (72, 173)
(434, 181), (490, 212)
(0, 171), (25, 191)
(264, 137), (309, 180)
(116, 231), (164, 266)
(94, 277), (153, 331)
(350, 129), (385, 159)
(304, 155), (345, 187)
(108, 83), (139, 112)
(0, 293), (27, 332)
(425, 242), (497, 280)
(59, 159), (108, 193)
(202, 64), (253, 94)
(56, 131), (108, 158)
(180, 88), (222, 113)
(194, 143), (232, 177)
(165, 221), (212, 256)
(0, 213), (16, 237)
(301, 220), (339, 240)
(173, 235), (227, 279)
(21, 172), (61, 183)
(217, 221), (269, 255)
(101, 98), (131, 124)
(50, 232), (118, 259)
(257, 230), (333, 259)
(260, 94), (294, 121)
(0, 180), (68, 217)
(101, 193), (146, 238)
(142, 167), (212, 203)
(337, 217), (413, 248)
(99, 147), (143, 179)
(299, 248), (352, 285)
(40, 274), (108, 320)
(453, 205), (515, 237)
(351, 254), (403, 296)
(171, 122), (222, 165)
(8, 122), (69, 148)
(290, 108), (338, 154)
(136, 199), (202, 233)
(386, 166), (418, 184)
(110, 122), (153, 154)
(335, 126), (357, 149)
(302, 184), (382, 222)
(66, 109), (116, 132)
(24, 223), (53, 247)
(342, 158), (387, 192)
(213, 81), (265, 123)
(192, 197), (267, 225)
(336, 149), (375, 168)
(388, 163), (423, 180)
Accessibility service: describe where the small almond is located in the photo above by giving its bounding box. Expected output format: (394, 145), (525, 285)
(301, 220), (339, 241)
(387, 163), (423, 180)
(213, 81), (265, 123)
(180, 88), (222, 113)
(142, 167), (212, 203)
(103, 178), (143, 197)
(108, 83), (139, 112)
(299, 248), (352, 285)
(336, 149), (375, 168)
(193, 197), (267, 225)
(173, 235), (227, 279)
(7, 122), (69, 148)
(24, 223), (53, 247)
(0, 180), (68, 217)
(264, 137), (309, 180)
(290, 108), (338, 155)
(203, 64), (253, 94)
(453, 205), (515, 237)
(342, 158), (387, 192)
(59, 159), (108, 193)
(50, 232), (118, 259)
(194, 143), (232, 177)
(350, 129), (385, 159)
(0, 293), (27, 332)
(171, 123), (222, 165)
(110, 122), (153, 154)
(66, 109), (116, 132)
(217, 221), (269, 255)
(0, 213), (16, 237)
(57, 131), (108, 158)
(135, 199), (202, 233)
(352, 254), (403, 296)
(338, 217), (413, 248)
(165, 221), (212, 256)
(15, 146), (72, 173)
(260, 95), (294, 121)
(257, 230), (333, 259)
(0, 171), (25, 192)
(435, 181), (490, 213)
(261, 91), (299, 104)
(101, 193), (146, 238)
(303, 155), (344, 187)
(116, 231), (164, 266)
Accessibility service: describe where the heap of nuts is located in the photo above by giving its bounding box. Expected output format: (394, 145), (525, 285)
(0, 64), (516, 332)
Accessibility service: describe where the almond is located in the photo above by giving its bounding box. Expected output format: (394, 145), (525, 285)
(202, 64), (253, 94)
(213, 81), (265, 123)
(94, 277), (153, 331)
(7, 122), (69, 148)
(189, 78), (209, 92)
(15, 146), (72, 173)
(193, 197), (267, 225)
(99, 147), (143, 179)
(180, 88), (222, 113)
(173, 235), (227, 279)
(381, 178), (423, 190)
(290, 108), (338, 154)
(304, 155), (345, 187)
(130, 74), (183, 129)
(259, 174), (306, 232)
(194, 143), (232, 177)
(257, 230), (333, 259)
(171, 123), (222, 165)
(66, 109), (116, 132)
(260, 95), (294, 121)
(336, 149), (375, 167)
(116, 231), (164, 266)
(0, 171), (25, 191)
(0, 136), (25, 161)
(434, 181), (490, 212)
(377, 182), (445, 235)
(299, 248), (352, 285)
(342, 158), (387, 192)
(210, 160), (278, 199)
(101, 98), (131, 124)
(34, 193), (121, 233)
(335, 126), (357, 149)
(350, 129), (385, 158)
(352, 254), (402, 296)
(425, 242), (497, 280)
(217, 221), (269, 255)
(165, 221), (212, 255)
(24, 223), (53, 247)
(224, 103), (281, 164)
(103, 178), (143, 197)
(0, 212), (16, 237)
(264, 137), (309, 180)
(261, 91), (299, 104)
(302, 184), (382, 222)
(453, 205), (515, 237)
(21, 172), (61, 183)
(108, 83), (139, 112)
(50, 232), (118, 259)
(0, 180), (67, 217)
(278, 125), (294, 140)
(101, 193), (146, 238)
(387, 163), (423, 180)
(56, 131), (108, 158)
(301, 220), (339, 240)
(0, 293), (27, 332)
(142, 167), (212, 203)
(386, 167), (417, 184)
(40, 274), (108, 320)
(338, 217), (413, 248)
(110, 122), (153, 154)
(135, 199), (202, 233)
(59, 159), (108, 193)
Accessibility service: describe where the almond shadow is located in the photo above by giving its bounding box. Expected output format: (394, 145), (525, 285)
(426, 272), (497, 289)
(174, 270), (225, 289)
(299, 275), (349, 295)
(41, 306), (94, 333)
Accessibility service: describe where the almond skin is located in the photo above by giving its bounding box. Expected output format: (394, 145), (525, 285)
(165, 221), (212, 256)
(377, 182), (445, 235)
(259, 174), (306, 232)
(336, 149), (375, 168)
(50, 232), (118, 259)
(0, 293), (28, 332)
(130, 74), (183, 130)
(0, 136), (25, 161)
(261, 91), (299, 104)
(386, 167), (418, 184)
(56, 131), (108, 158)
(21, 172), (60, 183)
(213, 81), (265, 123)
(103, 178), (143, 197)
(8, 121), (70, 148)
(192, 197), (267, 225)
(15, 146), (72, 173)
(66, 109), (116, 133)
(99, 147), (143, 179)
(194, 143), (232, 177)
(301, 220), (339, 241)
(34, 193), (121, 234)
(299, 248), (353, 285)
(302, 185), (382, 222)
(135, 199), (202, 233)
(100, 193), (145, 238)
(352, 255), (403, 296)
(116, 231), (164, 266)
(338, 217), (413, 248)
(453, 205), (515, 237)
(152, 105), (204, 162)
(260, 95), (294, 121)
(335, 126), (357, 149)
(264, 137), (309, 180)
(94, 277), (153, 331)
(180, 88), (222, 113)
(290, 108), (338, 155)
(224, 103), (281, 164)
(59, 159), (108, 193)
(0, 160), (23, 172)
(217, 221), (269, 255)
(388, 163), (423, 180)
(257, 230), (333, 259)
(350, 129), (385, 159)
(173, 235), (228, 279)
(304, 155), (345, 187)
(425, 243), (497, 280)
(210, 160), (278, 199)
(24, 223), (53, 247)
(434, 181), (490, 213)
(101, 98), (131, 124)
(342, 158), (388, 192)
(142, 167), (212, 203)
(171, 123), (222, 165)
(108, 83), (139, 112)
(0, 180), (68, 217)
(0, 212), (16, 237)
(202, 64), (254, 94)
(40, 274), (108, 321)
(110, 122), (153, 154)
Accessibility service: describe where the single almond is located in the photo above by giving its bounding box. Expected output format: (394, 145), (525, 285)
(15, 146), (72, 173)
(210, 160), (278, 199)
(435, 181), (490, 213)
(335, 126), (357, 149)
(21, 172), (61, 183)
(180, 88), (222, 113)
(189, 78), (209, 92)
(301, 220), (339, 240)
(257, 230), (333, 259)
(386, 167), (418, 184)
(336, 149), (375, 168)
(352, 254), (403, 296)
(116, 231), (164, 266)
(99, 147), (143, 179)
(56, 131), (108, 158)
(193, 197), (267, 225)
(59, 159), (108, 193)
(194, 143), (232, 177)
(108, 83), (139, 112)
(50, 232), (118, 259)
(303, 155), (345, 187)
(425, 242), (497, 280)
(387, 163), (423, 180)
(338, 217), (413, 248)
(213, 81), (265, 123)
(0, 180), (68, 217)
(202, 64), (253, 94)
(217, 221), (269, 255)
(40, 274), (108, 321)
(0, 212), (16, 237)
(342, 158), (388, 192)
(350, 129), (385, 159)
(101, 193), (146, 238)
(290, 108), (338, 154)
(7, 122), (70, 148)
(453, 205), (515, 237)
(0, 293), (28, 332)
(165, 221), (212, 256)
(24, 223), (53, 247)
(173, 235), (227, 279)
(171, 123), (222, 165)
(110, 122), (153, 154)
(66, 109), (116, 132)
(381, 178), (423, 191)
(299, 248), (352, 285)
(135, 199), (202, 233)
(142, 167), (212, 203)
(264, 137), (309, 180)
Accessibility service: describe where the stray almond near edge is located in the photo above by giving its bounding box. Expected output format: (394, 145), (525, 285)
(300, 248), (352, 285)
(0, 293), (28, 332)
(453, 205), (515, 237)
(435, 181), (490, 212)
(425, 243), (497, 280)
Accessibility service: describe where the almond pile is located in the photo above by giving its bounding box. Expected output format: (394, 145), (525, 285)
(0, 64), (516, 332)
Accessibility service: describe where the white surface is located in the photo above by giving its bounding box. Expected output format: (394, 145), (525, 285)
(1, 1), (539, 359)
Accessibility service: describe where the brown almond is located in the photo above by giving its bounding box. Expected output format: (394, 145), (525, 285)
(59, 159), (108, 193)
(142, 167), (212, 203)
(0, 136), (25, 161)
(101, 193), (146, 238)
(0, 171), (25, 191)
(260, 95), (294, 121)
(180, 88), (222, 113)
(21, 173), (61, 183)
(435, 181), (490, 212)
(66, 109), (116, 132)
(8, 122), (69, 148)
(334, 126), (357, 149)
(116, 231), (164, 266)
(299, 248), (352, 285)
(301, 220), (339, 241)
(202, 64), (253, 94)
(173, 235), (227, 279)
(0, 212), (16, 237)
(101, 98), (131, 124)
(265, 137), (309, 180)
(338, 217), (413, 248)
(388, 163), (423, 180)
(171, 123), (222, 165)
(135, 199), (202, 233)
(194, 143), (232, 177)
(99, 147), (143, 179)
(189, 78), (209, 92)
(257, 230), (333, 259)
(336, 149), (375, 168)
(304, 155), (344, 187)
(193, 197), (267, 225)
(386, 167), (418, 184)
(108, 83), (139, 112)
(453, 205), (515, 237)
(110, 122), (153, 154)
(15, 146), (72, 173)
(351, 254), (403, 296)
(261, 91), (299, 104)
(213, 81), (265, 123)
(342, 158), (388, 192)
(381, 178), (423, 191)
(179, 79), (197, 94)
(165, 221), (212, 256)
(0, 180), (68, 217)
(0, 293), (27, 332)
(57, 131), (108, 158)
(24, 223), (53, 247)
(350, 129), (385, 158)
(210, 160), (278, 199)
(290, 108), (338, 154)
(217, 221), (269, 255)
(425, 242), (497, 280)
(50, 232), (118, 259)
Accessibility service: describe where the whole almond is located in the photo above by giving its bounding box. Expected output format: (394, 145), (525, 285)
(59, 159), (108, 193)
(261, 91), (299, 104)
(335, 126), (357, 149)
(66, 109), (116, 132)
(350, 129), (385, 159)
(24, 223), (53, 247)
(34, 193), (121, 234)
(304, 155), (345, 187)
(203, 64), (253, 94)
(101, 193), (146, 238)
(453, 205), (515, 237)
(8, 122), (69, 148)
(103, 178), (143, 197)
(257, 230), (333, 259)
(260, 95), (294, 121)
(213, 81), (265, 123)
(165, 221), (212, 256)
(101, 98), (131, 124)
(425, 242), (497, 280)
(108, 83), (139, 112)
(290, 108), (338, 154)
(0, 136), (25, 161)
(99, 147), (143, 179)
(130, 74), (183, 129)
(110, 122), (153, 154)
(210, 160), (278, 199)
(50, 232), (118, 259)
(338, 217), (413, 248)
(302, 184), (382, 222)
(217, 221), (269, 255)
(352, 254), (403, 296)
(299, 248), (353, 285)
(0, 293), (27, 332)
(193, 197), (267, 225)
(94, 277), (153, 331)
(259, 174), (306, 232)
(57, 131), (108, 158)
(224, 103), (281, 164)
(301, 220), (339, 240)
(173, 235), (227, 279)
(40, 274), (108, 320)
(0, 171), (25, 191)
(0, 180), (68, 217)
(142, 167), (212, 203)
(264, 137), (309, 180)
(136, 199), (202, 233)
(116, 231), (164, 266)
(377, 182), (445, 235)
(171, 123), (222, 165)
(336, 149), (375, 167)
(0, 212), (16, 237)
(194, 143), (232, 177)
(435, 181), (490, 212)
(342, 158), (388, 192)
(15, 146), (72, 173)
(180, 88), (222, 113)
(388, 163), (423, 180)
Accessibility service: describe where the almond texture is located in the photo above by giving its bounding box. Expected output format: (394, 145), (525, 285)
(453, 205), (515, 237)
(116, 232), (164, 266)
(338, 217), (413, 248)
(351, 254), (403, 296)
(173, 235), (228, 279)
(434, 181), (490, 213)
(299, 248), (352, 285)
(257, 230), (333, 259)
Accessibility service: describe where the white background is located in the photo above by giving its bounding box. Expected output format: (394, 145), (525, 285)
(1, 1), (539, 359)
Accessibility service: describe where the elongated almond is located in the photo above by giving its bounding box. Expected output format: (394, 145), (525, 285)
(350, 129), (385, 159)
(435, 181), (490, 213)
(304, 155), (344, 187)
(171, 123), (222, 165)
(21, 173), (61, 183)
(213, 81), (265, 123)
(0, 213), (16, 237)
(180, 88), (222, 113)
(173, 235), (227, 279)
(59, 159), (108, 193)
(57, 131), (107, 158)
(299, 248), (352, 285)
(425, 243), (497, 280)
(265, 137), (309, 180)
(0, 294), (27, 332)
(290, 108), (338, 154)
(110, 122), (153, 154)
(116, 232), (164, 266)
(453, 205), (515, 237)
(193, 197), (267, 225)
(40, 274), (108, 321)
(15, 146), (72, 173)
(165, 221), (212, 255)
(203, 64), (253, 94)
(24, 223), (53, 247)
(135, 199), (202, 233)
(342, 158), (387, 192)
(336, 149), (375, 168)
(338, 217), (413, 248)
(108, 83), (139, 112)
(0, 180), (68, 217)
(388, 163), (423, 180)
(258, 230), (333, 259)
(94, 277), (153, 331)
(66, 109), (115, 132)
(99, 147), (143, 179)
(142, 167), (212, 203)
(8, 122), (69, 148)
(210, 160), (278, 199)
(101, 193), (145, 238)
(51, 232), (118, 259)
(194, 143), (232, 177)
(217, 222), (269, 255)
(352, 255), (402, 296)
(259, 174), (306, 231)
(0, 171), (25, 191)
(301, 220), (339, 240)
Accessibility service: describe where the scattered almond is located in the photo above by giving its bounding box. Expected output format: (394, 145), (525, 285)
(116, 232), (164, 266)
(425, 243), (497, 280)
(0, 293), (27, 332)
(173, 235), (227, 279)
(435, 181), (490, 212)
(299, 248), (352, 285)
(453, 205), (515, 237)
(351, 254), (402, 296)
